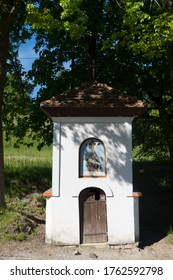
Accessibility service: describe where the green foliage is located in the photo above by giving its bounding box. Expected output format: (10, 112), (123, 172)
(26, 1), (88, 39)
(3, 0), (173, 162)
(26, 3), (63, 32)
(4, 73), (32, 143)
(133, 113), (170, 161)
(25, 0), (173, 161)
(60, 0), (88, 39)
(122, 0), (173, 57)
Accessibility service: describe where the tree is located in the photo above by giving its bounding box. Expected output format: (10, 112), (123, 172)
(24, 1), (145, 140)
(0, 0), (33, 207)
(24, 1), (110, 148)
(26, 0), (105, 83)
(25, 0), (173, 162)
(117, 0), (173, 161)
(0, 0), (172, 210)
(0, 1), (21, 207)
(3, 60), (33, 146)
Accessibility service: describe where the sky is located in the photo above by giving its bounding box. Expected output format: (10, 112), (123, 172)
(19, 37), (38, 72)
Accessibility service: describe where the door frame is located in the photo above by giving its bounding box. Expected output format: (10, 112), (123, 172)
(79, 187), (108, 244)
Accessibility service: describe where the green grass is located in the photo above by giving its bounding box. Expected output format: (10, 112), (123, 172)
(167, 227), (173, 245)
(0, 139), (51, 240)
(4, 139), (52, 197)
(0, 210), (25, 240)
(0, 194), (45, 240)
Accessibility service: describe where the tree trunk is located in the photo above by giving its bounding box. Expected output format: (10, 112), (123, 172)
(167, 41), (173, 99)
(0, 36), (6, 207)
(0, 103), (6, 208)
(86, 36), (96, 83)
(0, 11), (8, 208)
(168, 144), (173, 163)
(0, 0), (20, 207)
(71, 50), (75, 90)
(0, 92), (6, 208)
(165, 41), (173, 163)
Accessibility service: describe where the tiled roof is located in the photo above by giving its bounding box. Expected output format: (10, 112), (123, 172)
(40, 83), (147, 117)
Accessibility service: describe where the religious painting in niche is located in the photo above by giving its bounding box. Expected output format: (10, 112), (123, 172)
(79, 138), (106, 177)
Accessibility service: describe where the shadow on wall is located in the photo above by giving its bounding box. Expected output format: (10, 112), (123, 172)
(59, 121), (132, 185)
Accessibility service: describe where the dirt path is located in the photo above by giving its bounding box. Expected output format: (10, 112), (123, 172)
(0, 225), (173, 260)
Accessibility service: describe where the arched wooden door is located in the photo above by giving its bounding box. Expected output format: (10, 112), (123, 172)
(79, 188), (108, 243)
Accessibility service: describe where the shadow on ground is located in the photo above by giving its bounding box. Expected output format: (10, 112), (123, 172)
(133, 161), (173, 248)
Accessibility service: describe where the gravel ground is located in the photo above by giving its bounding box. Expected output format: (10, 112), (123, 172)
(0, 225), (173, 260)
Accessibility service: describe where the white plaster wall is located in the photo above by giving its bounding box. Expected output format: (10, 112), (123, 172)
(45, 196), (79, 245)
(52, 122), (61, 196)
(107, 196), (135, 244)
(46, 117), (137, 245)
(52, 117), (134, 198)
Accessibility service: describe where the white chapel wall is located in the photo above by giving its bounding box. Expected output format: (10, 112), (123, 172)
(45, 116), (137, 245)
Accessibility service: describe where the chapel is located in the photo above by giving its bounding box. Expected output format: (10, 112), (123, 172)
(41, 82), (147, 245)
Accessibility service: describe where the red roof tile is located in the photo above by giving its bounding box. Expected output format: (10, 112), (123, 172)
(40, 83), (147, 117)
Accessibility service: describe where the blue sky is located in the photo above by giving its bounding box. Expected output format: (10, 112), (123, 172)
(19, 37), (38, 72)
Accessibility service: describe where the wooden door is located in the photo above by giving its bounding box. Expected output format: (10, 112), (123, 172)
(80, 188), (107, 243)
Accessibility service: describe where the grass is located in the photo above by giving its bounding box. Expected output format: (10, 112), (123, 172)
(0, 139), (51, 240)
(4, 139), (52, 197)
(0, 209), (26, 241)
(0, 194), (45, 240)
(167, 227), (173, 245)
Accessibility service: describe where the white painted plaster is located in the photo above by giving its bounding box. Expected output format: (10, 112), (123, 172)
(45, 116), (140, 245)
(52, 122), (61, 196)
(72, 180), (113, 197)
(45, 196), (79, 245)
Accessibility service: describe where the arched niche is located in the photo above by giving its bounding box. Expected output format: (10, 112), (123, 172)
(79, 137), (107, 177)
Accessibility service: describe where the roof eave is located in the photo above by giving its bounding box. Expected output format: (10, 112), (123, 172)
(40, 105), (147, 118)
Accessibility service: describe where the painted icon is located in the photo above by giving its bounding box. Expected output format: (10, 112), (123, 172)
(80, 138), (106, 177)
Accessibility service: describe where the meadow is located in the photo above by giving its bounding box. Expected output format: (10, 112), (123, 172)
(0, 139), (52, 240)
(4, 139), (52, 197)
